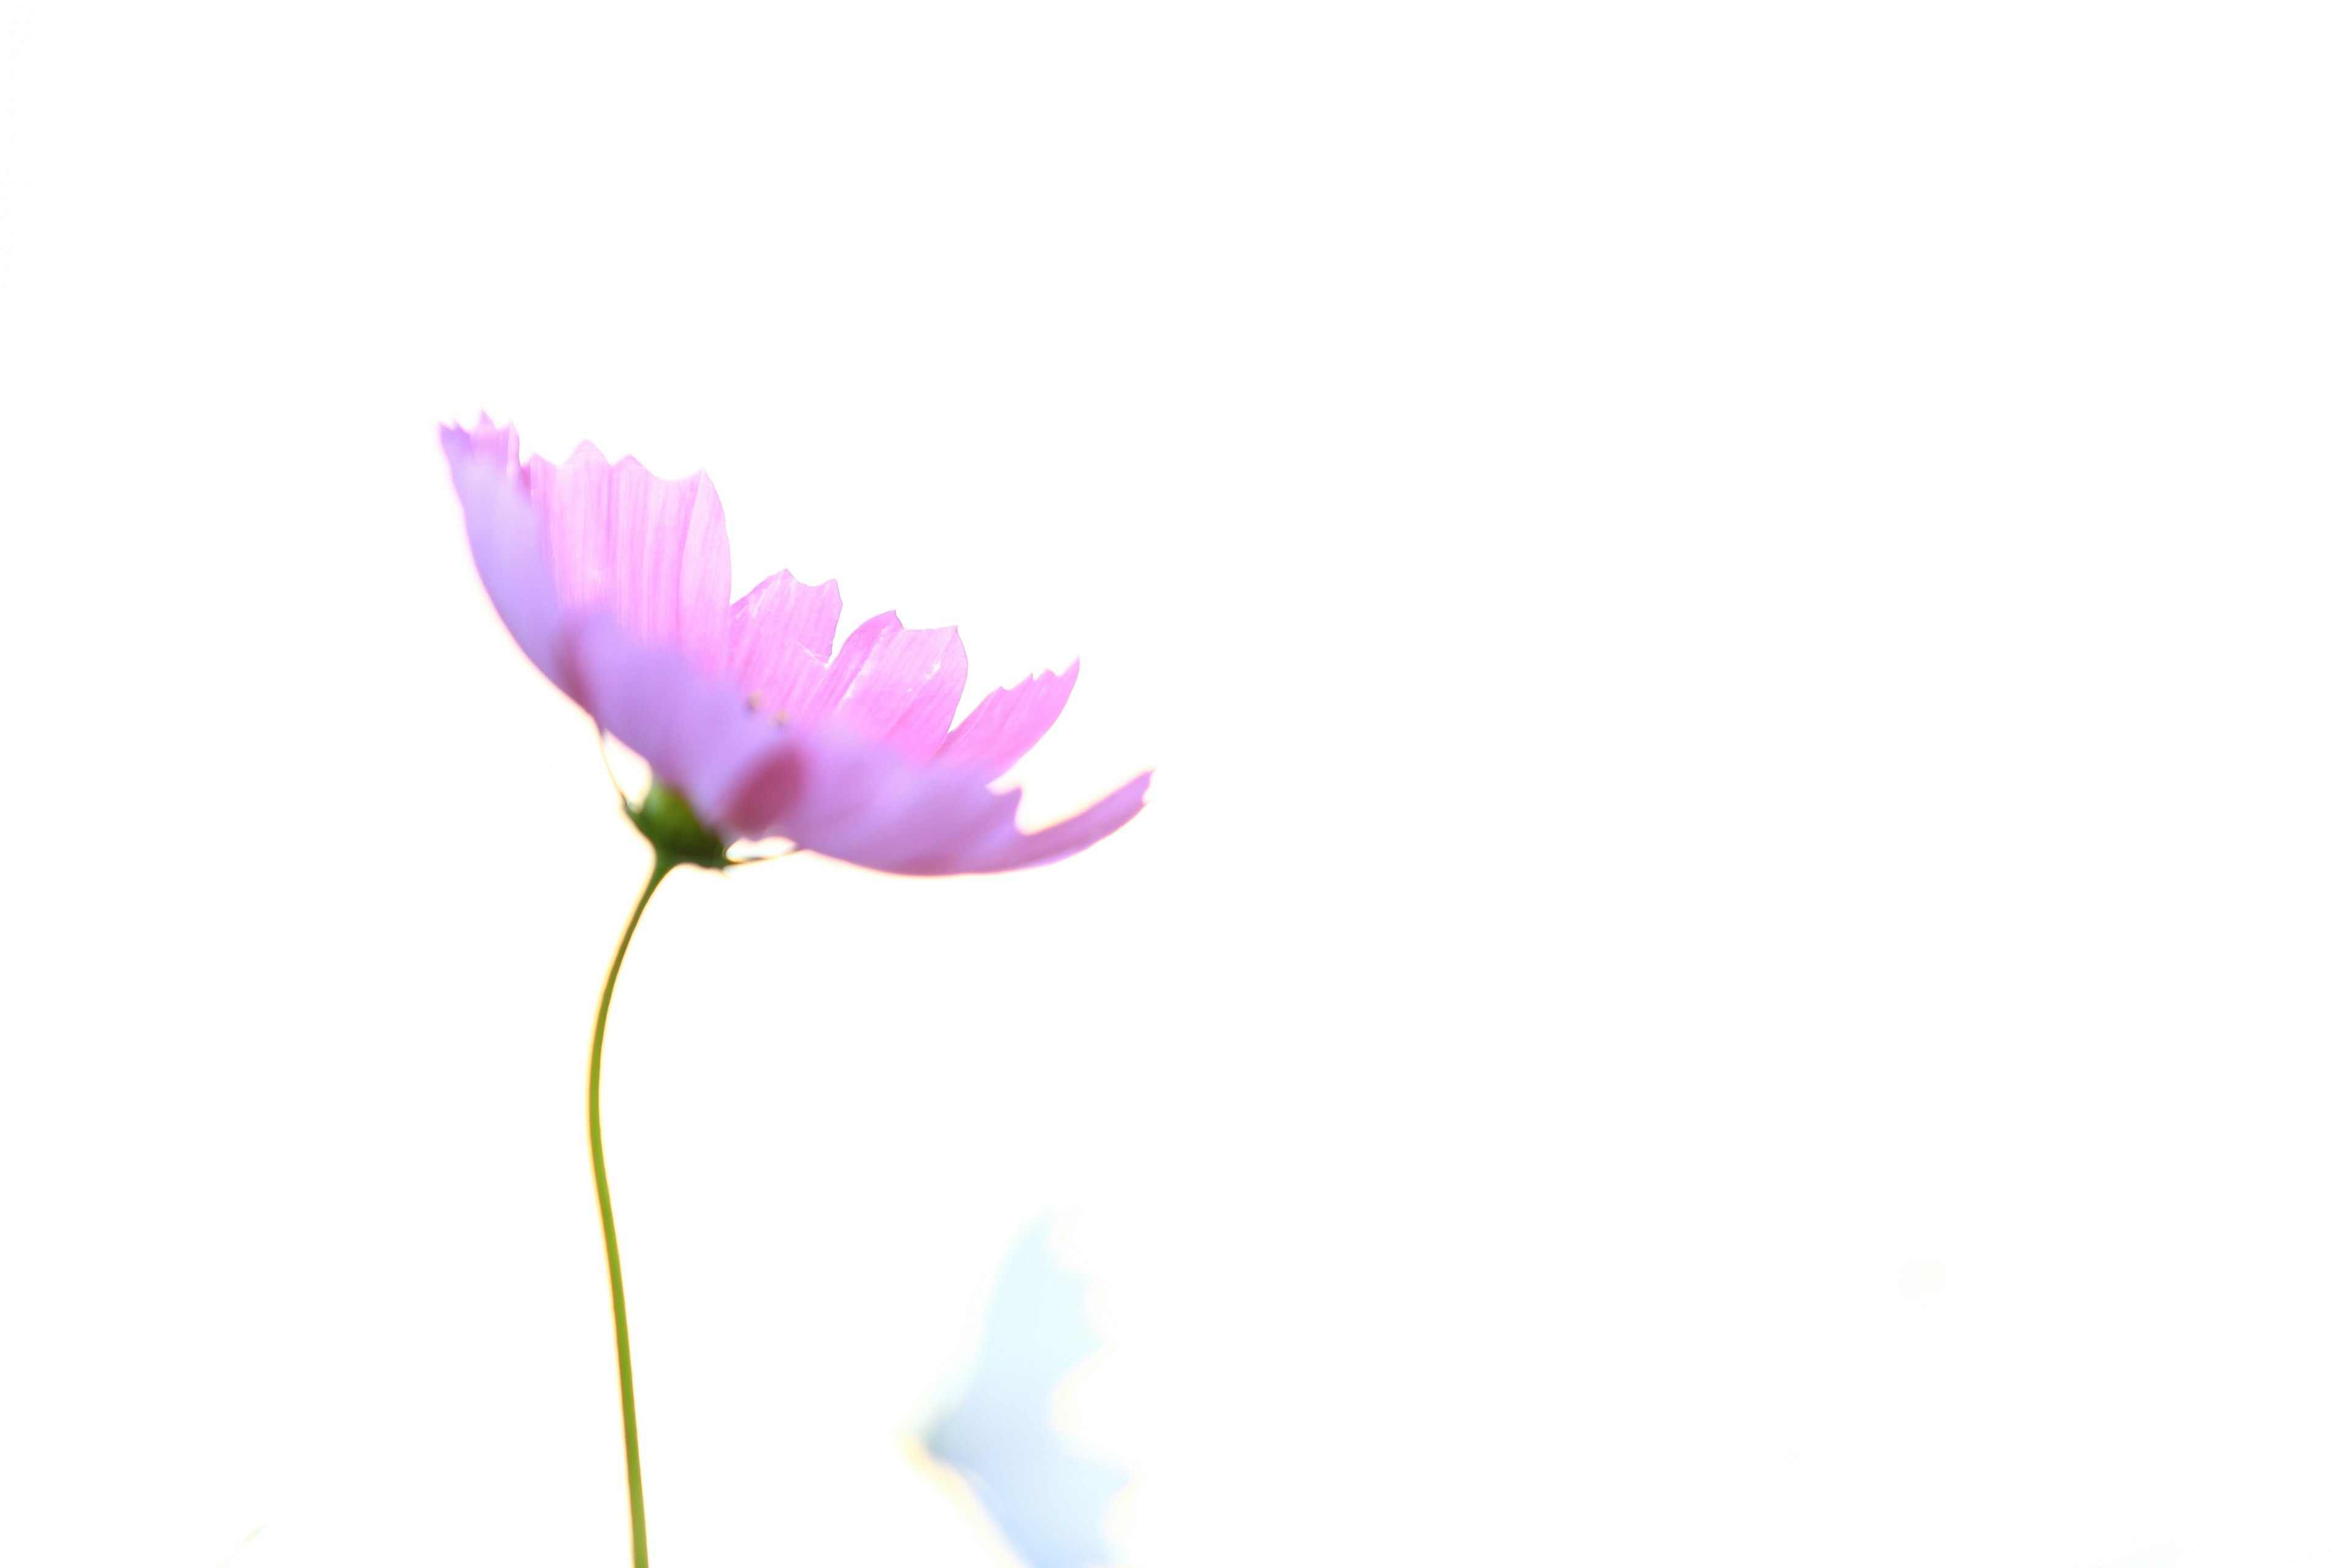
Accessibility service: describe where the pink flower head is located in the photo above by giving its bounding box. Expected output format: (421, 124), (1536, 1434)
(442, 418), (1150, 875)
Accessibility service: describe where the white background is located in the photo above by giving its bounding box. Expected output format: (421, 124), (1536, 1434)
(2, 2), (2348, 1565)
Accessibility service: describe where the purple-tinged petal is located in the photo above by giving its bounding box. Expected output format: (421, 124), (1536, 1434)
(524, 443), (733, 673)
(727, 568), (842, 719)
(567, 614), (785, 838)
(933, 660), (1080, 782)
(964, 770), (1153, 873)
(720, 723), (1149, 876)
(441, 418), (570, 695)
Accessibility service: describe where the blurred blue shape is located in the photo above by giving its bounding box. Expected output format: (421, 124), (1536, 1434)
(926, 1220), (1128, 1568)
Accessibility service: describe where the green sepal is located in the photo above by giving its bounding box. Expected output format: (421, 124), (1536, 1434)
(625, 779), (733, 870)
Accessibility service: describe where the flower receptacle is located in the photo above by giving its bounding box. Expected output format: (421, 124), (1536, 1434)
(625, 780), (733, 870)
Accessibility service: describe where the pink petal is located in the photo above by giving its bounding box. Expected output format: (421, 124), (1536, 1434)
(805, 611), (897, 716)
(836, 622), (969, 761)
(753, 731), (1006, 870)
(524, 443), (733, 674)
(727, 568), (842, 720)
(441, 418), (570, 696)
(803, 612), (971, 763)
(567, 613), (786, 837)
(933, 660), (1080, 781)
(965, 769), (1154, 873)
(719, 724), (1150, 876)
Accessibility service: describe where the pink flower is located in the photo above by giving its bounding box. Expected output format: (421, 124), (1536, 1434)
(442, 417), (1150, 875)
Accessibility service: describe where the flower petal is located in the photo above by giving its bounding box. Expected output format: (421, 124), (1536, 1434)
(965, 769), (1153, 873)
(720, 724), (1148, 876)
(568, 614), (785, 837)
(728, 568), (843, 720)
(524, 442), (733, 673)
(838, 622), (970, 761)
(933, 660), (1080, 781)
(927, 1221), (1128, 1568)
(804, 612), (970, 763)
(441, 418), (570, 695)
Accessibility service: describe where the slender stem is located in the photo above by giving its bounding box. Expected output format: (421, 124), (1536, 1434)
(589, 853), (673, 1568)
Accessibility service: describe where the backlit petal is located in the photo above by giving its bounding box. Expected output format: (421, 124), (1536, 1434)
(834, 622), (969, 763)
(721, 724), (1149, 876)
(728, 567), (843, 722)
(796, 612), (970, 763)
(440, 418), (570, 695)
(524, 443), (733, 673)
(963, 769), (1152, 873)
(933, 661), (1079, 781)
(927, 1222), (1128, 1568)
(567, 614), (781, 837)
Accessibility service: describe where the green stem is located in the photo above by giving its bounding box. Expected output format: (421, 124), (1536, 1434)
(589, 853), (673, 1568)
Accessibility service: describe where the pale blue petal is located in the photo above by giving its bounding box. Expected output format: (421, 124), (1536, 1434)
(927, 1221), (1128, 1568)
